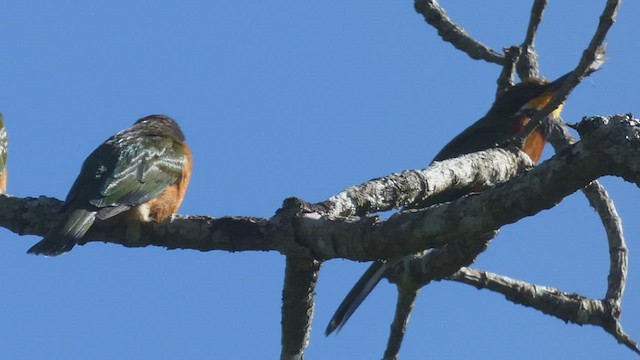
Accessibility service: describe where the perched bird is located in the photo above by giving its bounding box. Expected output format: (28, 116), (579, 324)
(27, 115), (192, 256)
(325, 72), (572, 336)
(0, 113), (8, 193)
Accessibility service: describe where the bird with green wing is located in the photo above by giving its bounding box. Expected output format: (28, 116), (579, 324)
(27, 114), (192, 256)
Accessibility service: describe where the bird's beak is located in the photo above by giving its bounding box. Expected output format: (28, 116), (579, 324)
(523, 71), (573, 117)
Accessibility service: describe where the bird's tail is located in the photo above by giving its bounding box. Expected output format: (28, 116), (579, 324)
(325, 259), (398, 336)
(27, 209), (96, 256)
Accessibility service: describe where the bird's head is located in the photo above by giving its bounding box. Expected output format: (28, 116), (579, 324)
(487, 74), (571, 122)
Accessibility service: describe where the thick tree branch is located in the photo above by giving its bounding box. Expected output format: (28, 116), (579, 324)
(282, 144), (530, 359)
(5, 115), (640, 263)
(413, 0), (504, 64)
(316, 148), (533, 219)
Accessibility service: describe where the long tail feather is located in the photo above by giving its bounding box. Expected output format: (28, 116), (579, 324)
(325, 259), (398, 335)
(27, 209), (96, 256)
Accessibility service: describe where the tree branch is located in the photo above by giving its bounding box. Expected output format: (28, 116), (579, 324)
(6, 115), (640, 263)
(383, 231), (496, 356)
(516, 0), (547, 79)
(384, 284), (419, 360)
(316, 148), (533, 219)
(413, 0), (504, 64)
(448, 267), (639, 354)
(281, 256), (320, 360)
(523, 0), (547, 48)
(548, 116), (628, 303)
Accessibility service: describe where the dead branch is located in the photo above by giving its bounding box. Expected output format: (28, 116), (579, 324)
(448, 267), (639, 353)
(3, 115), (639, 263)
(413, 0), (504, 64)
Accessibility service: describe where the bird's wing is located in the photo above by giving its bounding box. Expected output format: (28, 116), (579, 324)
(0, 113), (8, 176)
(65, 135), (187, 220)
(432, 119), (506, 162)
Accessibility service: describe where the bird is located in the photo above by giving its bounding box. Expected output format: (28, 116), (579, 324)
(27, 114), (192, 256)
(0, 113), (8, 193)
(325, 72), (573, 336)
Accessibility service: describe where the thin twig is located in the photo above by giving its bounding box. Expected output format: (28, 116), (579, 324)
(381, 232), (496, 359)
(383, 284), (419, 360)
(413, 0), (504, 64)
(523, 0), (547, 47)
(516, 0), (547, 78)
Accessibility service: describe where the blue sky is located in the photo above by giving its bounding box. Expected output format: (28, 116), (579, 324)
(0, 1), (639, 359)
